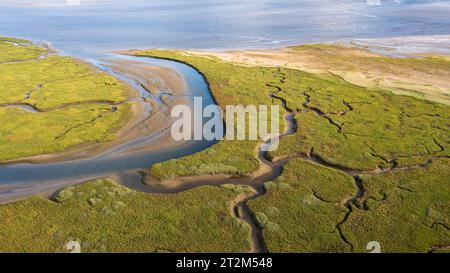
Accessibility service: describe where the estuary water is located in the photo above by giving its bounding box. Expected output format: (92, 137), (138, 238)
(0, 54), (216, 188)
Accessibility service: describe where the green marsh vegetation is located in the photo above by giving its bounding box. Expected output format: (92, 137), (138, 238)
(248, 159), (450, 253)
(0, 56), (131, 108)
(0, 180), (253, 253)
(0, 37), (46, 63)
(248, 159), (356, 252)
(0, 38), (133, 161)
(269, 75), (450, 171)
(343, 158), (450, 253)
(135, 49), (450, 252)
(135, 50), (449, 177)
(0, 104), (132, 161)
(0, 36), (30, 44)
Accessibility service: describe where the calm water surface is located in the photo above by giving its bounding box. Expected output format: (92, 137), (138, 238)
(0, 0), (450, 58)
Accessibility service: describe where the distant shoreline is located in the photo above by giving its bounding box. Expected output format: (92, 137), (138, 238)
(195, 35), (450, 57)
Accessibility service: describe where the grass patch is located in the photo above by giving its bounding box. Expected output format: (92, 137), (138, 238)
(0, 37), (134, 161)
(0, 103), (132, 161)
(0, 180), (253, 253)
(0, 56), (132, 108)
(0, 36), (30, 44)
(151, 140), (259, 180)
(342, 158), (450, 253)
(270, 82), (450, 170)
(248, 159), (355, 252)
(0, 41), (47, 63)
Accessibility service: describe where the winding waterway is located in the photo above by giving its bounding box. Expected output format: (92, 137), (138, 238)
(0, 53), (217, 200)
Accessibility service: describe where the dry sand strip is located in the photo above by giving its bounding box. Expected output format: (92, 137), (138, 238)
(184, 39), (450, 105)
